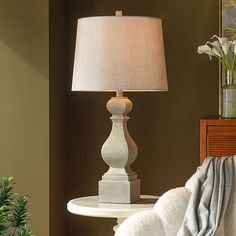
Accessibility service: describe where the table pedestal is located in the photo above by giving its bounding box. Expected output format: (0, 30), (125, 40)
(113, 218), (126, 232)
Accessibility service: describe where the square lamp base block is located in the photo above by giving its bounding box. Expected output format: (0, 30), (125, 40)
(98, 179), (140, 203)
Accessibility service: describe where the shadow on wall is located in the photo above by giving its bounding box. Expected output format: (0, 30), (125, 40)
(0, 1), (48, 79)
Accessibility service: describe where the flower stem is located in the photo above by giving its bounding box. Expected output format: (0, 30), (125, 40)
(232, 53), (236, 84)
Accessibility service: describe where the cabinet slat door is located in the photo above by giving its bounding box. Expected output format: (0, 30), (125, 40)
(200, 119), (236, 164)
(207, 126), (236, 157)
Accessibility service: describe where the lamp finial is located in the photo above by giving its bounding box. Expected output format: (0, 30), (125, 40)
(115, 10), (123, 16)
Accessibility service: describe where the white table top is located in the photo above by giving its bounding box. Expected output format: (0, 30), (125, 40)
(67, 195), (158, 219)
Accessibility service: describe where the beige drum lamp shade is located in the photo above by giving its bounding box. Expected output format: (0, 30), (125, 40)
(72, 16), (168, 92)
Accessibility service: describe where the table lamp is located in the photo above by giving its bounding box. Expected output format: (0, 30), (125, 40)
(72, 11), (168, 204)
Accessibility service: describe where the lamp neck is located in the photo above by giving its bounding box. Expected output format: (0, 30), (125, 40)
(116, 90), (123, 97)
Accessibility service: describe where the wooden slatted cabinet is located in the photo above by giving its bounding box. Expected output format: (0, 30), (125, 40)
(200, 117), (236, 163)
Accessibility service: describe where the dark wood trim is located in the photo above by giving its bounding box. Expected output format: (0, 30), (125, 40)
(200, 120), (207, 164)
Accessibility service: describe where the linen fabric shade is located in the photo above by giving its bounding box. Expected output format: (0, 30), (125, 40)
(72, 16), (168, 92)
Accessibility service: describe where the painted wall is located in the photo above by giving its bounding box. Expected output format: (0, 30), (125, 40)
(66, 0), (219, 235)
(49, 0), (66, 235)
(0, 1), (49, 235)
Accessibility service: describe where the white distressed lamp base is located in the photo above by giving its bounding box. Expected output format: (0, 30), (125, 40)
(99, 91), (140, 203)
(99, 179), (140, 203)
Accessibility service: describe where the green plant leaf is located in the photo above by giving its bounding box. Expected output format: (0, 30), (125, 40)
(8, 196), (29, 229)
(0, 176), (15, 210)
(0, 177), (33, 235)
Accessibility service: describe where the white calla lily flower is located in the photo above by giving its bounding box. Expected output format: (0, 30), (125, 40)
(211, 35), (228, 43)
(197, 44), (214, 59)
(222, 41), (231, 55)
(232, 40), (236, 54)
(198, 35), (236, 85)
(211, 35), (231, 55)
(207, 40), (222, 56)
(211, 48), (221, 57)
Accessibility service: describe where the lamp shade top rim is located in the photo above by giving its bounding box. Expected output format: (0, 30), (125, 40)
(78, 15), (162, 22)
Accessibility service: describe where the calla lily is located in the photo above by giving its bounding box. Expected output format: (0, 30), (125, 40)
(197, 45), (214, 59)
(206, 40), (222, 57)
(212, 35), (231, 55)
(232, 40), (236, 54)
(198, 35), (236, 85)
(211, 48), (221, 57)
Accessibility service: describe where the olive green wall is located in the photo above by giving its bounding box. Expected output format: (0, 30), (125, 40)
(66, 0), (219, 235)
(0, 1), (49, 235)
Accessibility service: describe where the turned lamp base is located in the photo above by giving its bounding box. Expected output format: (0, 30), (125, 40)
(99, 179), (140, 204)
(98, 91), (140, 203)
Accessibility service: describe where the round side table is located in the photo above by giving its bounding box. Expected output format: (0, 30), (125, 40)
(67, 195), (158, 233)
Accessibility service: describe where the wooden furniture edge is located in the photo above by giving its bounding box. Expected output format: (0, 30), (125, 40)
(200, 118), (236, 164)
(200, 120), (207, 164)
(201, 119), (236, 125)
